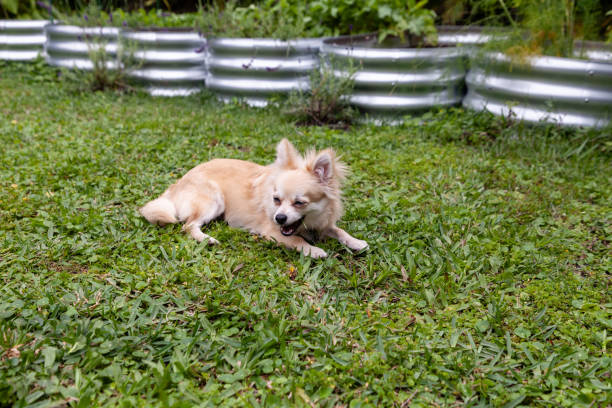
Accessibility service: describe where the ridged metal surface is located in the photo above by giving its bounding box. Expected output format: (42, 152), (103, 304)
(206, 38), (322, 106)
(122, 29), (206, 96)
(321, 32), (467, 120)
(463, 48), (612, 128)
(45, 24), (119, 70)
(436, 25), (498, 46)
(0, 20), (48, 60)
(574, 40), (612, 62)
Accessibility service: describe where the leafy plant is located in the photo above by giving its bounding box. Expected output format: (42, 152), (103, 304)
(199, 0), (437, 42)
(198, 0), (313, 39)
(0, 0), (46, 19)
(59, 3), (120, 27)
(306, 0), (438, 42)
(473, 0), (608, 58)
(284, 61), (357, 128)
(514, 0), (603, 57)
(434, 0), (516, 26)
(115, 8), (202, 28)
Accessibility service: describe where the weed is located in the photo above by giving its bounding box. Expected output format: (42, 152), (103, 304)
(284, 62), (357, 128)
(59, 34), (139, 93)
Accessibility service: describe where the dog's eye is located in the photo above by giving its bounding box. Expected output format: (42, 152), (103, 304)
(273, 197), (281, 205)
(293, 200), (307, 207)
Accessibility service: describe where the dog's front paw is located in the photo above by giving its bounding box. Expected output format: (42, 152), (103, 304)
(348, 238), (368, 252)
(306, 246), (327, 259)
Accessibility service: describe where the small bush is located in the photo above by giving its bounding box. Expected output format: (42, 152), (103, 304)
(198, 0), (437, 41)
(306, 0), (437, 42)
(198, 0), (313, 40)
(284, 62), (357, 128)
(60, 37), (139, 93)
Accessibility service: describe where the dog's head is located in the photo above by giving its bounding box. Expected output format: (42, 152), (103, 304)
(268, 139), (345, 236)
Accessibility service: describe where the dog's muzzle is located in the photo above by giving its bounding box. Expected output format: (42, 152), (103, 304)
(279, 217), (304, 236)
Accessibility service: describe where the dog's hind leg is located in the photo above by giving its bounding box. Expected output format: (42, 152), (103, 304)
(183, 207), (222, 244)
(174, 181), (225, 245)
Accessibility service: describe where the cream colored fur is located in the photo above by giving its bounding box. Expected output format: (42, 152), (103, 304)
(139, 139), (367, 258)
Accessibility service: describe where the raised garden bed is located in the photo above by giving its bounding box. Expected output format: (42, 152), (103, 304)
(121, 28), (206, 96)
(321, 31), (467, 122)
(45, 24), (119, 70)
(0, 20), (48, 60)
(206, 37), (322, 107)
(463, 42), (612, 128)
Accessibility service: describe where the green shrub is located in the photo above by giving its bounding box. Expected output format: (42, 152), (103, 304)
(198, 0), (313, 39)
(114, 8), (202, 28)
(198, 0), (437, 41)
(456, 0), (610, 58)
(57, 4), (200, 29)
(0, 0), (45, 19)
(306, 0), (437, 42)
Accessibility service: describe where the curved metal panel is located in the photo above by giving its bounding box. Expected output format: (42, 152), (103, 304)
(45, 24), (119, 70)
(321, 32), (467, 120)
(574, 40), (612, 63)
(206, 37), (322, 106)
(463, 50), (612, 128)
(436, 25), (504, 46)
(0, 20), (48, 60)
(122, 29), (206, 96)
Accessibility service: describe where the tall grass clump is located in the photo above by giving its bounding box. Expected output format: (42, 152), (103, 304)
(284, 63), (357, 128)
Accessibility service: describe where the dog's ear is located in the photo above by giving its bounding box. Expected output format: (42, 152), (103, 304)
(275, 138), (300, 168)
(311, 150), (333, 184)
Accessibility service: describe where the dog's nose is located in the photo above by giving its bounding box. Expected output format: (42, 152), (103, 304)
(275, 214), (287, 224)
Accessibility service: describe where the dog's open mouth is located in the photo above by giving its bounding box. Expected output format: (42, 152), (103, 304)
(280, 217), (304, 236)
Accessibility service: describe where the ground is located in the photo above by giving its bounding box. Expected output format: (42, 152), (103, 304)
(0, 61), (610, 407)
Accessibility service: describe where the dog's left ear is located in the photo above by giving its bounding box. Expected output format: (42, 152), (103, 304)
(275, 138), (300, 168)
(311, 150), (333, 184)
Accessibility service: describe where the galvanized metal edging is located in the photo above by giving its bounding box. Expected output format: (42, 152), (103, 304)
(463, 45), (612, 128)
(45, 24), (120, 70)
(206, 37), (323, 106)
(436, 25), (502, 46)
(0, 20), (49, 61)
(7, 20), (611, 129)
(121, 29), (206, 96)
(321, 31), (468, 123)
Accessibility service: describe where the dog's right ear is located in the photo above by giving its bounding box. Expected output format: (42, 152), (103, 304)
(275, 138), (300, 168)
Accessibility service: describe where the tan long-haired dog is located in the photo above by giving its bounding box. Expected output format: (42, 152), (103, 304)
(139, 139), (368, 258)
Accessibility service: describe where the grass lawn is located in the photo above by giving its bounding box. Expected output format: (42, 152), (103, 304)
(0, 61), (610, 407)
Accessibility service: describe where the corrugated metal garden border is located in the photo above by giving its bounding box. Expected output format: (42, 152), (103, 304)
(206, 37), (322, 107)
(0, 20), (48, 61)
(45, 24), (120, 70)
(321, 30), (468, 123)
(121, 28), (206, 97)
(463, 43), (612, 128)
(4, 20), (611, 128)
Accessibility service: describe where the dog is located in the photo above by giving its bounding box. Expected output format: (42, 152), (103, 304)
(139, 139), (368, 258)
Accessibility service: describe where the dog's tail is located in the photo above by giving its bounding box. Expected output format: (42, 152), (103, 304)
(139, 196), (177, 226)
